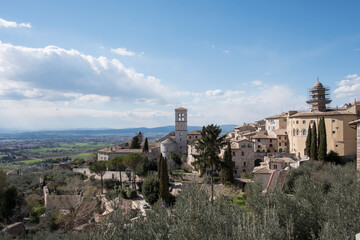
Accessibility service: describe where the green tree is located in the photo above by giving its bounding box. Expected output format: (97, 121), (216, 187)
(318, 117), (327, 161)
(89, 161), (107, 194)
(107, 156), (126, 187)
(169, 152), (182, 166)
(123, 153), (146, 188)
(305, 124), (312, 157)
(157, 154), (163, 179)
(192, 124), (226, 203)
(131, 135), (141, 149)
(142, 174), (160, 205)
(221, 142), (234, 185)
(136, 158), (157, 177)
(159, 156), (170, 204)
(310, 122), (318, 160)
(143, 138), (149, 153)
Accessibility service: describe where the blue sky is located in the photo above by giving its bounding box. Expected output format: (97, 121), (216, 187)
(0, 0), (359, 130)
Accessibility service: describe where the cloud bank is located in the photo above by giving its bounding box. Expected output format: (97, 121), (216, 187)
(333, 74), (360, 99)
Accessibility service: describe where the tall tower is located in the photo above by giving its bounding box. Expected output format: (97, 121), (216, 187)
(175, 107), (188, 154)
(306, 79), (332, 112)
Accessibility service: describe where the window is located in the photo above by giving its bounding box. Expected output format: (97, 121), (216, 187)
(84, 171), (86, 174)
(285, 142), (287, 146)
(243, 162), (246, 166)
(248, 144), (252, 148)
(310, 120), (315, 124)
(233, 152), (235, 156)
(296, 120), (299, 124)
(285, 136), (287, 140)
(303, 120), (306, 124)
(293, 129), (295, 136)
(335, 144), (338, 147)
(258, 145), (261, 148)
(270, 139), (272, 143)
(112, 174), (115, 179)
(272, 126), (275, 130)
(279, 136), (281, 140)
(257, 139), (260, 142)
(269, 144), (273, 147)
(302, 129), (306, 135)
(232, 161), (235, 167)
(180, 132), (183, 136)
(243, 169), (246, 172)
(274, 164), (278, 169)
(268, 126), (270, 130)
(332, 120), (335, 123)
(189, 136), (191, 139)
(195, 136), (198, 139)
(279, 143), (282, 146)
(241, 151), (244, 156)
(241, 144), (246, 148)
(333, 131), (336, 134)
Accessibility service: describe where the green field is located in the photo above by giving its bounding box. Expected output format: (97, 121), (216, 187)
(0, 141), (109, 171)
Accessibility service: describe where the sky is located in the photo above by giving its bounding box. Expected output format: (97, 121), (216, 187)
(0, 0), (359, 130)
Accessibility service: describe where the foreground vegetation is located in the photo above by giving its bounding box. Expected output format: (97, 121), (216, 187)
(2, 160), (357, 239)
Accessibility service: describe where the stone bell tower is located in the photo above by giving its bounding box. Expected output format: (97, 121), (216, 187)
(175, 107), (188, 154)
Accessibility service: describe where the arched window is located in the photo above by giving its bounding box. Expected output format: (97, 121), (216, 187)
(296, 129), (300, 135)
(302, 129), (306, 135)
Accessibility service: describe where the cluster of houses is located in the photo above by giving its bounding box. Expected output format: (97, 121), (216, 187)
(90, 79), (359, 191)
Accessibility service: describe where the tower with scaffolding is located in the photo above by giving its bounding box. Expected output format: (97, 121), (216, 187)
(306, 79), (332, 112)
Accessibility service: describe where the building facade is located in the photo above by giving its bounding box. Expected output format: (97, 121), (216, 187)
(287, 80), (359, 158)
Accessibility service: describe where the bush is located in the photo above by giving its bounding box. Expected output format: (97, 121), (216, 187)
(104, 179), (120, 190)
(125, 187), (137, 199)
(142, 174), (159, 205)
(105, 189), (119, 201)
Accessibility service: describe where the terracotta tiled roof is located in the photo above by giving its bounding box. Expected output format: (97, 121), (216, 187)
(289, 109), (356, 118)
(265, 112), (287, 119)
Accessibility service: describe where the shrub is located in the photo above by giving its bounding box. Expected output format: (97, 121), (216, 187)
(125, 187), (137, 199)
(142, 174), (159, 205)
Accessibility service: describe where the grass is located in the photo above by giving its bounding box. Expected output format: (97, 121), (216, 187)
(16, 159), (44, 164)
(70, 152), (94, 160)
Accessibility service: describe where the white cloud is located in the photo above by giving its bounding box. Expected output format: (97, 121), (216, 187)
(0, 17), (31, 28)
(211, 44), (215, 48)
(251, 80), (262, 86)
(0, 41), (169, 102)
(333, 74), (360, 99)
(205, 89), (223, 97)
(223, 50), (230, 54)
(111, 47), (135, 56)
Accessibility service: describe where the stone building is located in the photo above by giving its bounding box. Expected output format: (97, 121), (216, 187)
(287, 80), (359, 158)
(265, 112), (287, 133)
(251, 131), (278, 153)
(349, 119), (360, 177)
(226, 139), (255, 176)
(160, 107), (188, 157)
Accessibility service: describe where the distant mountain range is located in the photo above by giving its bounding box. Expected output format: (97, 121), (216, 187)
(0, 125), (237, 140)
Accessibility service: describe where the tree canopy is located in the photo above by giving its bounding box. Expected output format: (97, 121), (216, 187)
(221, 142), (234, 185)
(192, 124), (226, 203)
(89, 161), (107, 193)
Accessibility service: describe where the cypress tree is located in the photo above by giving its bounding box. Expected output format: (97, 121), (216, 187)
(221, 142), (234, 185)
(305, 124), (312, 157)
(159, 156), (170, 204)
(310, 122), (318, 160)
(157, 154), (163, 179)
(143, 138), (149, 153)
(318, 117), (327, 161)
